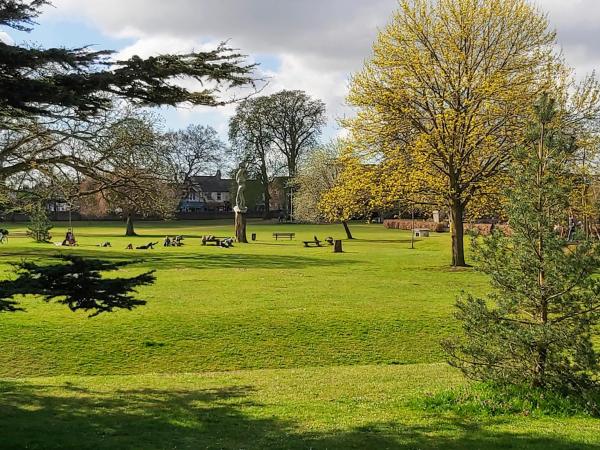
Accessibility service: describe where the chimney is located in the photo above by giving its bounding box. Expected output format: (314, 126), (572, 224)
(216, 170), (222, 179)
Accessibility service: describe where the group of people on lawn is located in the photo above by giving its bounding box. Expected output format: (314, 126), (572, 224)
(201, 235), (235, 248)
(163, 235), (184, 247)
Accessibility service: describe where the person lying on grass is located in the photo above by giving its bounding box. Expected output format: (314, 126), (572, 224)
(136, 242), (158, 250)
(220, 238), (234, 248)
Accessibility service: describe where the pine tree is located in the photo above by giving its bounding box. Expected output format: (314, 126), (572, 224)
(0, 1), (253, 118)
(26, 202), (52, 242)
(443, 94), (600, 393)
(0, 255), (155, 316)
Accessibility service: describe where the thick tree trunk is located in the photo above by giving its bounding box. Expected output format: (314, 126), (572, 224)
(342, 221), (354, 240)
(235, 211), (248, 243)
(450, 201), (466, 267)
(125, 214), (137, 237)
(333, 239), (343, 253)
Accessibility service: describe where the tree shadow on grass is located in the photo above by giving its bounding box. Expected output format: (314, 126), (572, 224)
(0, 250), (357, 271)
(0, 379), (598, 450)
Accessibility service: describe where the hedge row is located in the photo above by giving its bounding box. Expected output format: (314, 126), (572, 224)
(383, 220), (447, 232)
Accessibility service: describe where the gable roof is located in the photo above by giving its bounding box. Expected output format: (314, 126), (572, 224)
(188, 171), (232, 193)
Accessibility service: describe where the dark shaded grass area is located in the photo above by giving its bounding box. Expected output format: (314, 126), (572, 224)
(1, 377), (598, 450)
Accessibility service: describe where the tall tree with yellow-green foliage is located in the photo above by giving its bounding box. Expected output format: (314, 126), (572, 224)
(346, 0), (559, 266)
(295, 140), (371, 239)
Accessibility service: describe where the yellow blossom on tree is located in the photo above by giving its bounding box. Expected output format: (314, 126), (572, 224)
(345, 0), (560, 266)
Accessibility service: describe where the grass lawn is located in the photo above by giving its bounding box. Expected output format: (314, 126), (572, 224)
(0, 220), (598, 449)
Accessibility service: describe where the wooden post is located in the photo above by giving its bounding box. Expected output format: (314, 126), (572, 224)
(411, 204), (415, 249)
(235, 210), (248, 243)
(333, 239), (343, 253)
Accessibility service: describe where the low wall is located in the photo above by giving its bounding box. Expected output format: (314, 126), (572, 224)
(464, 223), (511, 236)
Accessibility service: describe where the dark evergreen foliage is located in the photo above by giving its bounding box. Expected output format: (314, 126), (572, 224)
(0, 255), (155, 316)
(26, 202), (52, 242)
(443, 94), (600, 393)
(0, 1), (254, 117)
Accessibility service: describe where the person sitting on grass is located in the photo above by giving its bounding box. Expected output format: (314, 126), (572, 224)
(62, 230), (77, 246)
(163, 236), (171, 247)
(220, 237), (234, 248)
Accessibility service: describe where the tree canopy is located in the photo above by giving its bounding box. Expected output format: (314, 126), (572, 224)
(88, 115), (178, 236)
(165, 124), (226, 185)
(230, 96), (280, 218)
(345, 0), (559, 266)
(265, 90), (326, 177)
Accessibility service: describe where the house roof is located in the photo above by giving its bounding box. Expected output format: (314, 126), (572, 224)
(189, 171), (232, 193)
(187, 171), (292, 193)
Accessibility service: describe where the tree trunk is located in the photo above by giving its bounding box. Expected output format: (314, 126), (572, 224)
(450, 201), (466, 267)
(533, 346), (548, 388)
(263, 185), (271, 220)
(342, 221), (354, 240)
(533, 121), (548, 388)
(333, 239), (343, 253)
(125, 214), (137, 237)
(235, 211), (248, 243)
(259, 155), (271, 220)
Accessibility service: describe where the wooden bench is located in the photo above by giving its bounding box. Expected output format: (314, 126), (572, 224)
(273, 232), (295, 240)
(202, 236), (228, 246)
(303, 237), (322, 247)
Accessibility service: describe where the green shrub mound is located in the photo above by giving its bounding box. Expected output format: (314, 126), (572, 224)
(418, 383), (600, 418)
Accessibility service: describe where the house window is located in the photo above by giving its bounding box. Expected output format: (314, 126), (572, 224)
(217, 192), (222, 201)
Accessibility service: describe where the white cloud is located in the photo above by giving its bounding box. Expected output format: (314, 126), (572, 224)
(49, 0), (392, 68)
(45, 0), (600, 137)
(0, 31), (14, 45)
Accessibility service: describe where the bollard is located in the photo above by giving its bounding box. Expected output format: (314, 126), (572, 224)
(333, 239), (343, 253)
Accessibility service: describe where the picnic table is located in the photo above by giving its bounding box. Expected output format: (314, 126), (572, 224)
(303, 236), (322, 247)
(273, 232), (296, 240)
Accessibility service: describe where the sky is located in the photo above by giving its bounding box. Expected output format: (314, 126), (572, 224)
(3, 0), (600, 142)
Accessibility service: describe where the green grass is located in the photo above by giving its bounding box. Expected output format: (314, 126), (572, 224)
(0, 220), (598, 449)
